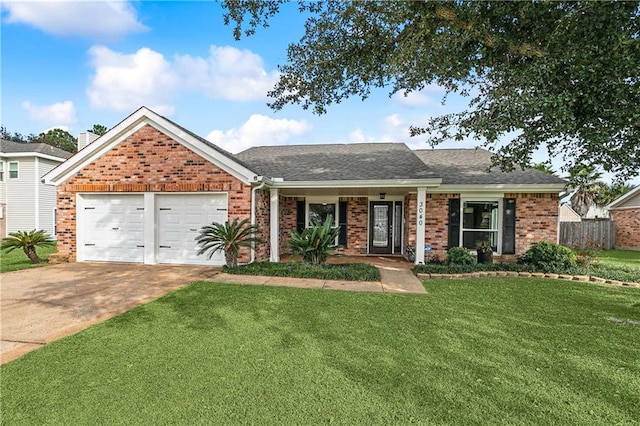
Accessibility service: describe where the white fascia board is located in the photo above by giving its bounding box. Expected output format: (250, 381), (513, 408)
(429, 183), (567, 193)
(43, 107), (257, 185)
(605, 185), (640, 210)
(1, 152), (68, 163)
(269, 178), (442, 189)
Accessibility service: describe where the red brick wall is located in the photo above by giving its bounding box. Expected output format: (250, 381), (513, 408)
(404, 194), (417, 252)
(611, 208), (640, 250)
(56, 124), (260, 261)
(254, 189), (270, 261)
(424, 193), (458, 258)
(508, 192), (559, 256)
(417, 192), (559, 259)
(342, 197), (368, 255)
(279, 196), (299, 256)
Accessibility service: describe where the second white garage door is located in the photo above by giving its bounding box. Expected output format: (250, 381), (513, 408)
(157, 194), (228, 265)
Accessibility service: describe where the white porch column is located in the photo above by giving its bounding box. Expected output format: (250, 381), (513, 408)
(270, 188), (279, 262)
(415, 187), (427, 264)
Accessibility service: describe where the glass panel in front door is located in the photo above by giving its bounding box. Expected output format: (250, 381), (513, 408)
(373, 205), (389, 247)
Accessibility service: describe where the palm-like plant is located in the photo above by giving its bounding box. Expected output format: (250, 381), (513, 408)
(567, 164), (603, 217)
(195, 218), (262, 268)
(289, 215), (341, 265)
(1, 229), (55, 264)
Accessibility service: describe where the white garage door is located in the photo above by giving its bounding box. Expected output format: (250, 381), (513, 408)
(157, 194), (228, 265)
(80, 194), (144, 262)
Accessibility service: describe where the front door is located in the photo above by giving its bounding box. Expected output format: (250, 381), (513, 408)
(369, 201), (393, 254)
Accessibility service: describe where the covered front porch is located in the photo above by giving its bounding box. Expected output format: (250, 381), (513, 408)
(265, 183), (437, 265)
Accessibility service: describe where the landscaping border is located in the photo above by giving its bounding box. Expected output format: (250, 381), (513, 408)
(416, 271), (640, 288)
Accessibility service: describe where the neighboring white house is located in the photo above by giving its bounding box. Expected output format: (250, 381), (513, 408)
(0, 140), (73, 238)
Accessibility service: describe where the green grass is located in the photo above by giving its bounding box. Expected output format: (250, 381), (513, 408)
(2, 279), (639, 424)
(597, 249), (640, 270)
(0, 244), (57, 273)
(226, 261), (380, 281)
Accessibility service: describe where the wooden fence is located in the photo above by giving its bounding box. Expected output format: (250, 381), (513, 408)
(559, 220), (615, 250)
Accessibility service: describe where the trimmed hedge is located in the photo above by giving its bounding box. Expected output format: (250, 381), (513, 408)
(225, 262), (380, 282)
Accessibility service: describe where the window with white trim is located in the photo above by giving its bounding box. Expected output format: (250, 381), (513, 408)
(8, 161), (18, 179)
(308, 203), (336, 226)
(461, 200), (501, 252)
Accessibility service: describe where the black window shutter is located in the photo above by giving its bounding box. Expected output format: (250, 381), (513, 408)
(338, 201), (348, 247)
(503, 198), (516, 254)
(447, 198), (461, 249)
(296, 201), (305, 232)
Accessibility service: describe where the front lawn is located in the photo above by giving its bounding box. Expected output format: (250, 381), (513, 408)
(597, 249), (640, 270)
(1, 279), (638, 424)
(0, 244), (57, 273)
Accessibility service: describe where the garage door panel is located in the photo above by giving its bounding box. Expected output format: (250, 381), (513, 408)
(157, 194), (227, 265)
(80, 195), (144, 263)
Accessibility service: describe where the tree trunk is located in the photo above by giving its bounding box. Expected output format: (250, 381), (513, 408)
(24, 246), (40, 264)
(225, 250), (237, 268)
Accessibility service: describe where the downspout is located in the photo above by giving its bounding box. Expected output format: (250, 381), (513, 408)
(250, 177), (266, 263)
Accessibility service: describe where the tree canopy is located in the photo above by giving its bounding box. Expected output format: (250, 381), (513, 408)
(34, 128), (77, 153)
(222, 0), (640, 181)
(89, 124), (108, 136)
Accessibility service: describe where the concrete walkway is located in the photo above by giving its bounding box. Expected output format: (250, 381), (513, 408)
(1, 257), (424, 365)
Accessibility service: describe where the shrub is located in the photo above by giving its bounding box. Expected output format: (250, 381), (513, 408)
(518, 241), (577, 271)
(226, 262), (380, 281)
(446, 247), (476, 266)
(289, 215), (341, 264)
(572, 237), (602, 267)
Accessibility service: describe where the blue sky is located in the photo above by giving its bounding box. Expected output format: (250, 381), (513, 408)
(1, 0), (472, 154)
(1, 1), (637, 185)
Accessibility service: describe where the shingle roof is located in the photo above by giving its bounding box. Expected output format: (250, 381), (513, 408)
(414, 148), (567, 185)
(236, 143), (438, 181)
(0, 139), (73, 160)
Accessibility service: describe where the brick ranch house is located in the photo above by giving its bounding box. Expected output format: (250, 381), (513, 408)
(606, 185), (640, 250)
(43, 107), (567, 266)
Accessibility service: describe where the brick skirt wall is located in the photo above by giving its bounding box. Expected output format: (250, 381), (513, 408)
(611, 208), (640, 250)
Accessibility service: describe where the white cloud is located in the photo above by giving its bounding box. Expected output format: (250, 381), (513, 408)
(206, 114), (311, 153)
(346, 128), (376, 143)
(175, 45), (279, 101)
(87, 46), (177, 115)
(1, 0), (147, 40)
(392, 84), (446, 107)
(87, 45), (280, 113)
(22, 100), (77, 125)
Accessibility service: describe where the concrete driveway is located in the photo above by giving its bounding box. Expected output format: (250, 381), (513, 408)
(1, 263), (219, 365)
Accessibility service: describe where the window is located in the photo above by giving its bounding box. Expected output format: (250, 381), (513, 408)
(8, 162), (18, 179)
(0, 162), (3, 181)
(461, 200), (500, 252)
(308, 203), (336, 225)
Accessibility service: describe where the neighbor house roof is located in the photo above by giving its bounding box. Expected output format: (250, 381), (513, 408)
(414, 148), (567, 185)
(606, 185), (640, 210)
(0, 139), (73, 160)
(236, 143), (439, 181)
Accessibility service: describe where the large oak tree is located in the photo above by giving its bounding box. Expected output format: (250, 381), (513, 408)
(222, 1), (640, 181)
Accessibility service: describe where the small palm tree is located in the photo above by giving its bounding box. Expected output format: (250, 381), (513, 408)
(195, 218), (262, 268)
(1, 229), (55, 264)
